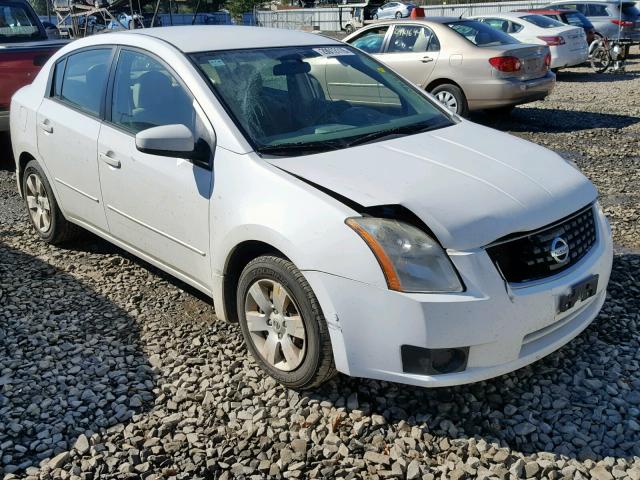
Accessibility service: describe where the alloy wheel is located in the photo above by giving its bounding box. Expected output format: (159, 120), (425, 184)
(244, 279), (306, 371)
(25, 173), (52, 233)
(435, 91), (458, 112)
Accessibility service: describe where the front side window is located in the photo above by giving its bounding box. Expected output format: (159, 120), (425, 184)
(111, 49), (195, 134)
(60, 49), (112, 116)
(447, 20), (520, 46)
(521, 14), (566, 28)
(191, 45), (453, 156)
(0, 4), (44, 43)
(387, 25), (439, 53)
(350, 26), (389, 53)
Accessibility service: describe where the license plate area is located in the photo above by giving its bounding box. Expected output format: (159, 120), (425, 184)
(557, 274), (599, 313)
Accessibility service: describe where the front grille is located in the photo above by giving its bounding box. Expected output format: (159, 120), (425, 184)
(486, 205), (597, 284)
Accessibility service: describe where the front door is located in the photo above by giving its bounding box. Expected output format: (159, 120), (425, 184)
(376, 24), (440, 88)
(36, 48), (113, 231)
(97, 48), (213, 289)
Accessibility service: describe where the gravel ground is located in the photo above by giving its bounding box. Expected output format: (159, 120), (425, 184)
(1, 54), (639, 480)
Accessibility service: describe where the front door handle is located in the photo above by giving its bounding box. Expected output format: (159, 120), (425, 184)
(99, 152), (121, 168)
(421, 56), (434, 63)
(39, 121), (53, 134)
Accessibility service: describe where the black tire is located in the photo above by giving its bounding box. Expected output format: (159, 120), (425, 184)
(345, 24), (354, 34)
(22, 160), (81, 245)
(237, 255), (336, 390)
(395, 11), (402, 18)
(430, 83), (468, 117)
(372, 13), (378, 19)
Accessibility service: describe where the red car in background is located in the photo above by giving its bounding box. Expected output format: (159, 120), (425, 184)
(0, 0), (67, 132)
(517, 8), (597, 43)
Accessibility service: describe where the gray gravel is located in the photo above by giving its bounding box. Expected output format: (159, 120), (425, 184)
(1, 53), (639, 480)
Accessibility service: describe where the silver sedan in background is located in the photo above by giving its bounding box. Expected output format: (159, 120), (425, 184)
(373, 2), (416, 19)
(344, 18), (556, 116)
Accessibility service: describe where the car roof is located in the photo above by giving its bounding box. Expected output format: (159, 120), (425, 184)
(122, 25), (341, 53)
(370, 16), (463, 25)
(550, 0), (626, 3)
(518, 8), (579, 13)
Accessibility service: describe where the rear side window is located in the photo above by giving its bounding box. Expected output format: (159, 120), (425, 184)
(60, 49), (112, 116)
(564, 12), (592, 27)
(349, 26), (389, 53)
(521, 14), (566, 27)
(447, 20), (520, 46)
(587, 4), (610, 16)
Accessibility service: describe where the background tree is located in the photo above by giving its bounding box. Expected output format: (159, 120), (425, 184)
(225, 0), (264, 19)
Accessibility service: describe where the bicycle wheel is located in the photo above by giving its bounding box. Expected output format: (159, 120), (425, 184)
(590, 46), (611, 73)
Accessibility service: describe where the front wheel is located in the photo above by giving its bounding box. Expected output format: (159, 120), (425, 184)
(430, 84), (468, 116)
(237, 255), (336, 389)
(590, 46), (611, 73)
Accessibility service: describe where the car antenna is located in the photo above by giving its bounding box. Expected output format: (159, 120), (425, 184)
(458, 7), (469, 19)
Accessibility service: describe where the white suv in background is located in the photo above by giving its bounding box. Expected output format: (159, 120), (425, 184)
(10, 26), (613, 389)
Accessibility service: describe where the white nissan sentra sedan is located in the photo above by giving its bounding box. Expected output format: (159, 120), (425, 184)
(10, 26), (613, 389)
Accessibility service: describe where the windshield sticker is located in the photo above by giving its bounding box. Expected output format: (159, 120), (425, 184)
(207, 58), (225, 67)
(377, 67), (386, 73)
(312, 47), (355, 57)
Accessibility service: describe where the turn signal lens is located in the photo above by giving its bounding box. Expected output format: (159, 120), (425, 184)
(488, 56), (522, 72)
(537, 35), (565, 45)
(346, 217), (463, 293)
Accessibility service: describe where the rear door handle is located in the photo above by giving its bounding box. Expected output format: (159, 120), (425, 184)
(421, 56), (434, 63)
(39, 121), (53, 134)
(99, 152), (121, 168)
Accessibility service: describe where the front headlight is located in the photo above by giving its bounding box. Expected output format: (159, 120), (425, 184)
(346, 217), (463, 293)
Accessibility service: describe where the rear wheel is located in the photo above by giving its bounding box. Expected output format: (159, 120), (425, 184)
(395, 11), (402, 18)
(237, 255), (336, 389)
(372, 13), (378, 19)
(22, 160), (81, 245)
(430, 84), (468, 116)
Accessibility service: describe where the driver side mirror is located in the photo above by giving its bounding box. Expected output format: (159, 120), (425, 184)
(135, 124), (210, 167)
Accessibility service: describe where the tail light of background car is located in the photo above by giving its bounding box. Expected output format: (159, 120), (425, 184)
(611, 19), (634, 27)
(489, 56), (522, 72)
(537, 35), (566, 46)
(544, 52), (551, 68)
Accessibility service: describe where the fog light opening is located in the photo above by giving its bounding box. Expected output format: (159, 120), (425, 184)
(401, 345), (469, 375)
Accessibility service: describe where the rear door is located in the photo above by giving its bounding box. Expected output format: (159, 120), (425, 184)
(36, 47), (113, 231)
(376, 24), (440, 88)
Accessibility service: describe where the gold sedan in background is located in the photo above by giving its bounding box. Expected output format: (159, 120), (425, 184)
(343, 17), (556, 116)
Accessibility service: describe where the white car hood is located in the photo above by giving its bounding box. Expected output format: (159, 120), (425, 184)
(267, 121), (597, 250)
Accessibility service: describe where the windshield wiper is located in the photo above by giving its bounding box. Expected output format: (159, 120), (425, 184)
(256, 140), (344, 156)
(343, 120), (450, 148)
